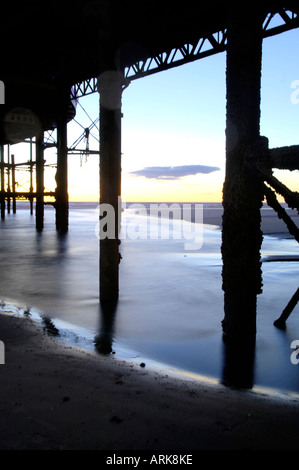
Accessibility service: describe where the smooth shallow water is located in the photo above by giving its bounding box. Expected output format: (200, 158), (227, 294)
(1, 202), (299, 395)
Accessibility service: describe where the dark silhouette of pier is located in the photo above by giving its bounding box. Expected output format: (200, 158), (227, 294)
(1, 2), (299, 387)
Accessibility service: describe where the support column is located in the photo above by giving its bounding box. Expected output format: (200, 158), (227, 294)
(29, 138), (34, 215)
(97, 70), (124, 303)
(221, 11), (264, 346)
(0, 145), (5, 220)
(11, 154), (16, 214)
(6, 146), (10, 214)
(36, 132), (44, 232)
(55, 95), (69, 234)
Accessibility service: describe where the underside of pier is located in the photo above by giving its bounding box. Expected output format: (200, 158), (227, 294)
(1, 1), (299, 386)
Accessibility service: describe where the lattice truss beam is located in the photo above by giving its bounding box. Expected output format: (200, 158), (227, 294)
(123, 30), (227, 80)
(71, 8), (299, 100)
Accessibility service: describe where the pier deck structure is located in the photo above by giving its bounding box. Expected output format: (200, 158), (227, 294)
(1, 2), (299, 385)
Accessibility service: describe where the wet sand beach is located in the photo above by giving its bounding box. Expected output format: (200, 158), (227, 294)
(1, 203), (299, 452)
(0, 311), (299, 451)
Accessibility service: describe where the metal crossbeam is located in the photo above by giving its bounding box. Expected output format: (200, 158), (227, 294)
(70, 8), (299, 100)
(123, 30), (227, 81)
(263, 8), (299, 37)
(71, 78), (98, 100)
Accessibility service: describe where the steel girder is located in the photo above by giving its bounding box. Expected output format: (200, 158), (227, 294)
(70, 8), (299, 100)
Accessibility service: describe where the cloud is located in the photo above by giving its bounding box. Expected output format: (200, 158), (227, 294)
(129, 165), (220, 180)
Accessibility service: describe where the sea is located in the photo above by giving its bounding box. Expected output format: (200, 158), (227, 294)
(1, 201), (299, 396)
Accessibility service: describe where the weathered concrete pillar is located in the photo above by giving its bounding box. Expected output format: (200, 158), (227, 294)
(221, 11), (264, 347)
(35, 132), (44, 231)
(97, 70), (125, 303)
(55, 96), (69, 234)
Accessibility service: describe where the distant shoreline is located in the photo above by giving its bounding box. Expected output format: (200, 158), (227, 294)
(13, 200), (299, 236)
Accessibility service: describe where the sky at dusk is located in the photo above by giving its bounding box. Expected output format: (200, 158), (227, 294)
(9, 23), (299, 203)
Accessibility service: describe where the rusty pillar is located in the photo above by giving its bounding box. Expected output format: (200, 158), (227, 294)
(29, 138), (34, 215)
(35, 132), (44, 232)
(55, 95), (69, 234)
(6, 146), (10, 214)
(97, 70), (125, 303)
(221, 11), (264, 347)
(11, 154), (16, 214)
(0, 145), (5, 220)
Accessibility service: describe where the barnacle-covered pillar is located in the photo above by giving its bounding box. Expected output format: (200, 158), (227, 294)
(221, 10), (264, 348)
(97, 70), (124, 303)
